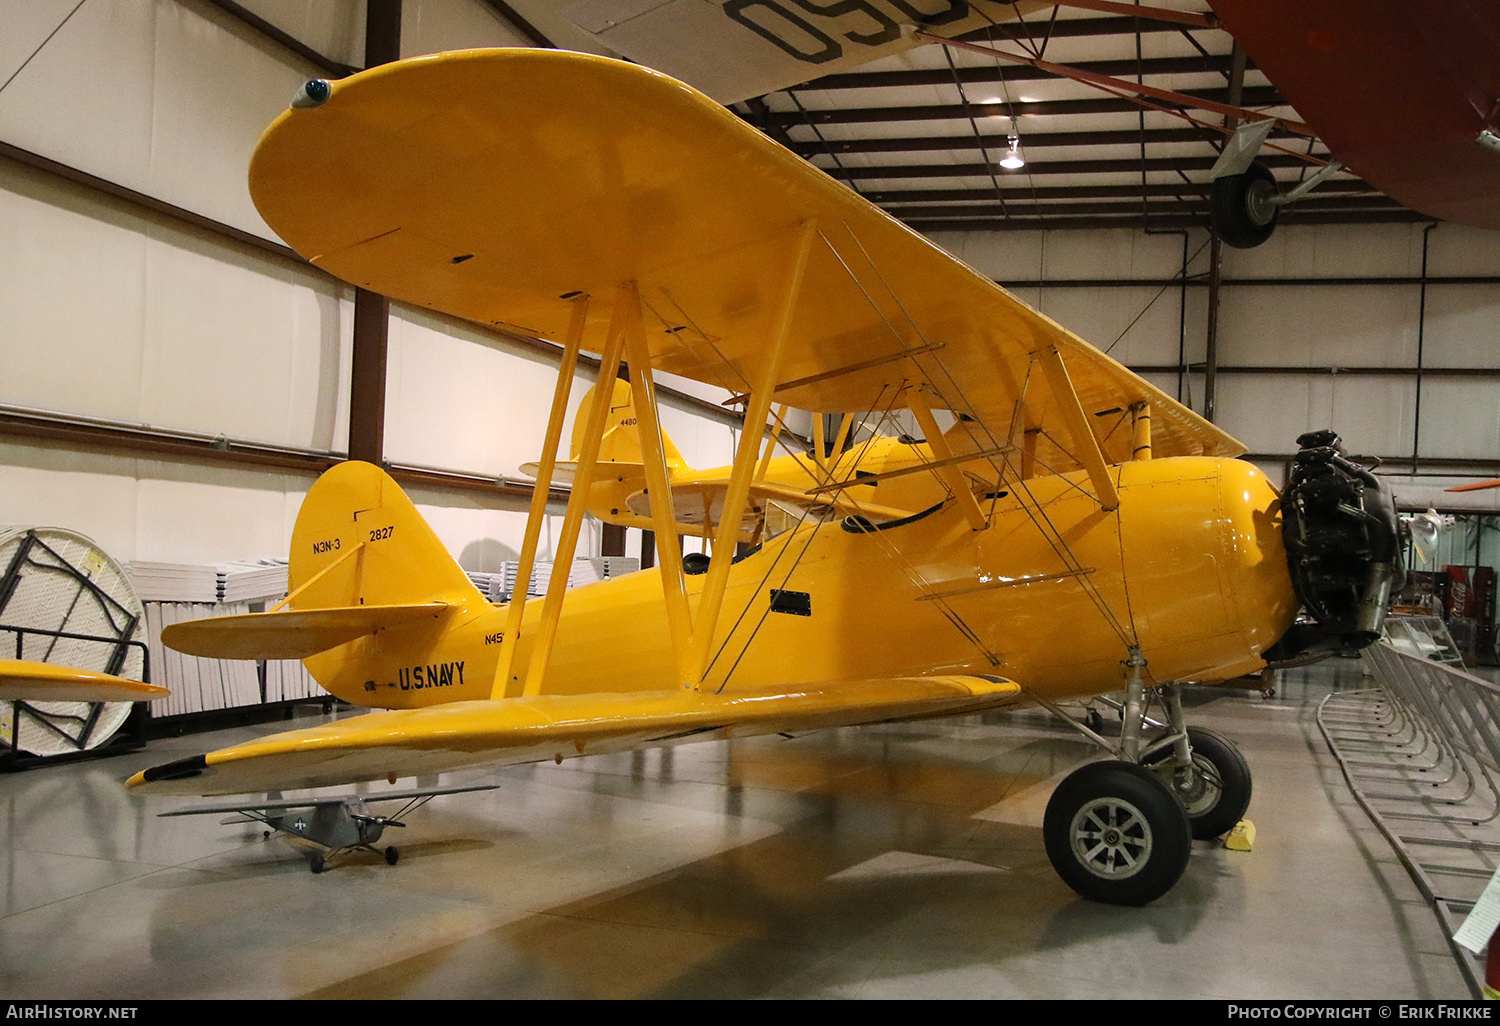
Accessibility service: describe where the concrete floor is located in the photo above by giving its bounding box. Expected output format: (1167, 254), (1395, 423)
(0, 659), (1471, 999)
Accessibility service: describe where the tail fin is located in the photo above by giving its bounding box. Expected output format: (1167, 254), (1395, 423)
(572, 378), (688, 471)
(160, 462), (485, 708)
(288, 461), (484, 611)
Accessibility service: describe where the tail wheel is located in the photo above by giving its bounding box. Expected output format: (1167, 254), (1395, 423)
(1211, 161), (1279, 249)
(1044, 761), (1191, 906)
(1146, 726), (1252, 841)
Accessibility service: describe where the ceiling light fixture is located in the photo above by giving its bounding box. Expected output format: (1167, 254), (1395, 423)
(999, 134), (1025, 169)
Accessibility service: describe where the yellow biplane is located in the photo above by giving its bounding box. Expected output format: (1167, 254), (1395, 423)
(126, 49), (1402, 905)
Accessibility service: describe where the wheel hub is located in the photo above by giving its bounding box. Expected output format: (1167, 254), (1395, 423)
(1070, 797), (1152, 880)
(1165, 756), (1223, 816)
(1245, 177), (1278, 225)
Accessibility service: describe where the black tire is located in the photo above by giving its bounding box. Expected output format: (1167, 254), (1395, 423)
(385, 845), (400, 866)
(1211, 161), (1279, 249)
(1146, 726), (1252, 841)
(309, 853), (325, 874)
(1043, 761), (1192, 906)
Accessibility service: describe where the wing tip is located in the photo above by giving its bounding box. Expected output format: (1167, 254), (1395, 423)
(127, 755), (209, 792)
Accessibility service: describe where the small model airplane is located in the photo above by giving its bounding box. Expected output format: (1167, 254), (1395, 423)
(160, 784), (497, 873)
(126, 50), (1403, 905)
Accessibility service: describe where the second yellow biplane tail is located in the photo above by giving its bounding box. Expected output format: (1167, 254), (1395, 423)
(575, 378), (688, 471)
(521, 378), (691, 485)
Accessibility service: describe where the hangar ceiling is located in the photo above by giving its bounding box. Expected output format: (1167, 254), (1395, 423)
(495, 1), (1424, 237)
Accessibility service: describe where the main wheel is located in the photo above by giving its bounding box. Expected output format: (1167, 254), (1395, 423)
(1211, 161), (1279, 249)
(309, 853), (325, 874)
(1043, 761), (1191, 906)
(385, 845), (400, 866)
(1146, 726), (1252, 841)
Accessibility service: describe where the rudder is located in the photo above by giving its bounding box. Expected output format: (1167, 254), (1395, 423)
(572, 378), (688, 472)
(289, 461), (486, 611)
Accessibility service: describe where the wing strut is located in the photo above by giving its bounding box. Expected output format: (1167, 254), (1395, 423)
(906, 388), (988, 532)
(1035, 347), (1120, 512)
(1131, 401), (1153, 461)
(522, 296), (630, 697)
(686, 219), (818, 690)
(490, 294), (589, 699)
(621, 281), (696, 685)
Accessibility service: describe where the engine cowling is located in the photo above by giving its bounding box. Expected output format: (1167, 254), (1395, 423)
(1272, 430), (1404, 661)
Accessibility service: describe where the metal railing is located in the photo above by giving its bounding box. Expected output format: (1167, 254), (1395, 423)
(1325, 627), (1500, 998)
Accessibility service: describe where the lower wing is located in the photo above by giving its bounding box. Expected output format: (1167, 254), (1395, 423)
(125, 675), (1021, 796)
(0, 659), (167, 703)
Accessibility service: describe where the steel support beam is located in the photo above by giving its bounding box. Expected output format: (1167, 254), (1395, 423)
(347, 0), (402, 465)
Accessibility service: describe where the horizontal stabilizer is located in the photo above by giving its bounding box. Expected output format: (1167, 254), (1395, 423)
(0, 659), (168, 703)
(161, 603), (454, 660)
(518, 460), (646, 485)
(125, 675), (1022, 796)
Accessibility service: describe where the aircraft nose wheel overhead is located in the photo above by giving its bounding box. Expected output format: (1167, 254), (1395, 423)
(1211, 160), (1280, 249)
(1043, 761), (1192, 907)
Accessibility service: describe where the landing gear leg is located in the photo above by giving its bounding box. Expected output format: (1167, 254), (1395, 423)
(1031, 651), (1252, 901)
(1143, 684), (1253, 840)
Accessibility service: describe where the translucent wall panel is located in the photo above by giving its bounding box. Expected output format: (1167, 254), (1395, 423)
(1427, 224), (1500, 277)
(0, 168), (148, 423)
(138, 236), (352, 449)
(657, 404), (737, 471)
(402, 0), (527, 57)
(1418, 379), (1500, 462)
(1423, 284), (1500, 368)
(1216, 285), (1420, 368)
(0, 163), (353, 451)
(1033, 286), (1184, 367)
(1215, 374), (1416, 458)
(236, 0), (364, 68)
(0, 443), (307, 564)
(1221, 223), (1427, 280)
(382, 308), (585, 477)
(931, 226), (1189, 285)
(0, 0), (310, 239)
(413, 491), (582, 572)
(0, 441), (597, 569)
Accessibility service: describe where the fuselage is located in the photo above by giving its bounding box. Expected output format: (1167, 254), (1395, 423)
(308, 455), (1297, 707)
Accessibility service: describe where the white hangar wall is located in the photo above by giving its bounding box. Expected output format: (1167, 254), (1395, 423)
(0, 0), (738, 569)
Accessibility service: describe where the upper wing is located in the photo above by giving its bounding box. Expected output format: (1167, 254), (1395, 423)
(125, 675), (1021, 796)
(0, 659), (167, 703)
(249, 49), (1243, 479)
